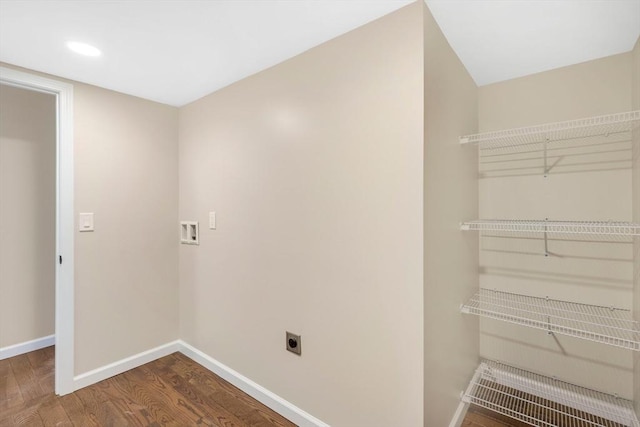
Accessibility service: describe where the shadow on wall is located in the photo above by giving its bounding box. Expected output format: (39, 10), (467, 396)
(478, 133), (632, 178)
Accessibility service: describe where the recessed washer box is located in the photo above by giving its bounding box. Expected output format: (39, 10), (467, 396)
(180, 221), (199, 245)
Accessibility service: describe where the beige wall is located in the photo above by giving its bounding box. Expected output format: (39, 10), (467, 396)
(74, 83), (179, 374)
(632, 36), (640, 417)
(422, 4), (479, 426)
(478, 53), (635, 398)
(179, 3), (424, 426)
(0, 84), (56, 348)
(0, 62), (180, 375)
(5, 11), (635, 425)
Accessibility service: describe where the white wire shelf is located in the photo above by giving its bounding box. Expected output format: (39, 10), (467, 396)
(461, 289), (640, 351)
(460, 110), (640, 149)
(463, 360), (639, 427)
(460, 220), (640, 237)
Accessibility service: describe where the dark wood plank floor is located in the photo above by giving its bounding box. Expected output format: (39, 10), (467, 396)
(0, 346), (579, 427)
(0, 346), (296, 427)
(462, 405), (530, 427)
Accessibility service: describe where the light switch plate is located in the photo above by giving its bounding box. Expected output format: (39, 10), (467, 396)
(209, 211), (216, 230)
(79, 213), (94, 232)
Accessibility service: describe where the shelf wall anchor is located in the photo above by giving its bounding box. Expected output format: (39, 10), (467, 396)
(544, 218), (549, 257)
(543, 137), (549, 177)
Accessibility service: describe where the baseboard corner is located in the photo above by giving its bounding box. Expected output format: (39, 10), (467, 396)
(73, 340), (181, 391)
(178, 340), (330, 427)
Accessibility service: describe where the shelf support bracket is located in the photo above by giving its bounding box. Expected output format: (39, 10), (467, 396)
(543, 137), (549, 177)
(545, 295), (554, 336)
(544, 218), (549, 257)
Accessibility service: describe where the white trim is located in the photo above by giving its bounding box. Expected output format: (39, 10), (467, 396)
(449, 364), (481, 427)
(179, 341), (330, 427)
(0, 335), (55, 360)
(0, 66), (75, 395)
(448, 400), (469, 427)
(68, 339), (328, 426)
(73, 340), (181, 390)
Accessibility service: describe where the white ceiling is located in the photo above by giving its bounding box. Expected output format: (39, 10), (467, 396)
(1, 0), (638, 107)
(426, 0), (640, 86)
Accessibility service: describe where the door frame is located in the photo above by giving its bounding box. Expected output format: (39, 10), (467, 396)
(0, 66), (75, 395)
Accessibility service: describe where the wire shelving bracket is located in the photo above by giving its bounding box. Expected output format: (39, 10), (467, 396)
(463, 360), (639, 427)
(461, 289), (640, 351)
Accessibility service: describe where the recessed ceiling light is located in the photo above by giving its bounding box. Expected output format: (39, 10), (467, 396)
(67, 41), (101, 57)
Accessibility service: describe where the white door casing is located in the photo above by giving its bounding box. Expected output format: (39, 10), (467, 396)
(0, 66), (74, 395)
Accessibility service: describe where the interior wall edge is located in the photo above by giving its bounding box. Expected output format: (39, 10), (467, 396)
(631, 34), (640, 420)
(423, 2), (480, 426)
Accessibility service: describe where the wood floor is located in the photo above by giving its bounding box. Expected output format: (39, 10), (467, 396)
(0, 346), (538, 427)
(0, 346), (295, 426)
(462, 405), (530, 427)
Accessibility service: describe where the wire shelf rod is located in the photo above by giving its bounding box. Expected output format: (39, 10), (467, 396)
(468, 306), (635, 348)
(476, 303), (637, 333)
(469, 290), (635, 328)
(471, 382), (606, 427)
(476, 129), (633, 153)
(460, 110), (640, 149)
(463, 360), (639, 427)
(461, 289), (640, 351)
(460, 220), (640, 236)
(469, 301), (635, 336)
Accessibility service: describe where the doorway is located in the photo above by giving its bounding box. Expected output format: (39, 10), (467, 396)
(0, 67), (74, 395)
(0, 83), (56, 361)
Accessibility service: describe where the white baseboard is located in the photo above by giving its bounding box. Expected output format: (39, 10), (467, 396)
(73, 340), (181, 390)
(448, 400), (469, 427)
(68, 339), (327, 426)
(449, 366), (480, 427)
(179, 341), (330, 427)
(0, 335), (55, 360)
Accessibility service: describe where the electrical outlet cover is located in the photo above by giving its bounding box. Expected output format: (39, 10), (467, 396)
(286, 331), (301, 355)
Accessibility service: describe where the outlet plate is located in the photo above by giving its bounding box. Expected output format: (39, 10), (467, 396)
(286, 331), (301, 355)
